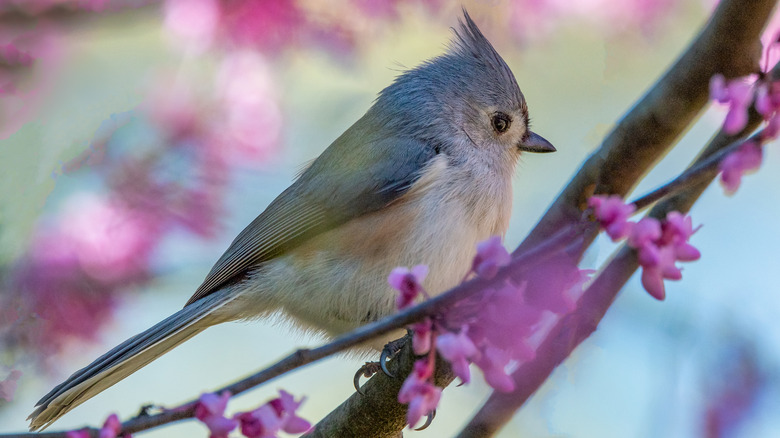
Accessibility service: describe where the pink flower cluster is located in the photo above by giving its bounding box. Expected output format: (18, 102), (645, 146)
(589, 195), (701, 300)
(708, 30), (780, 194)
(709, 75), (755, 136)
(163, 0), (361, 54)
(194, 390), (310, 438)
(708, 71), (779, 194)
(719, 141), (763, 194)
(3, 31), (288, 366)
(1, 143), (227, 364)
(195, 392), (238, 438)
(389, 265), (429, 310)
(389, 236), (590, 427)
(709, 28), (780, 137)
(66, 413), (126, 438)
(397, 360), (442, 428)
(509, 0), (681, 43)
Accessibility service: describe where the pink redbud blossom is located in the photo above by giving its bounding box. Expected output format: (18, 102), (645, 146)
(522, 254), (580, 314)
(589, 195), (636, 240)
(661, 211), (696, 244)
(0, 369), (21, 402)
(639, 246), (679, 300)
(437, 328), (478, 384)
(65, 430), (90, 438)
(764, 112), (780, 139)
(164, 0), (219, 50)
(98, 413), (122, 438)
(195, 392), (238, 438)
(215, 52), (284, 167)
(641, 266), (666, 300)
(592, 198), (700, 300)
(474, 346), (515, 392)
(710, 75), (754, 134)
(709, 74), (729, 102)
(236, 390), (310, 437)
(389, 265), (429, 310)
(219, 0), (306, 51)
(477, 280), (543, 350)
(0, 44), (34, 67)
(630, 218), (663, 269)
(411, 318), (433, 355)
(719, 142), (763, 194)
(472, 236), (511, 278)
(628, 217), (662, 249)
(755, 83), (773, 116)
(755, 81), (780, 140)
(398, 360), (441, 428)
(269, 390), (311, 434)
(625, 213), (699, 300)
(236, 404), (282, 438)
(724, 82), (753, 134)
(662, 212), (702, 262)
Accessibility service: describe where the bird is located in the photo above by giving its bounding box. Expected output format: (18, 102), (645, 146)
(28, 9), (555, 431)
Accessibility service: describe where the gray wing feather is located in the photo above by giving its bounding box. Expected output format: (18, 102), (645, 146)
(186, 132), (437, 305)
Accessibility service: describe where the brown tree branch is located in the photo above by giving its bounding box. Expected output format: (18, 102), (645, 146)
(304, 335), (455, 438)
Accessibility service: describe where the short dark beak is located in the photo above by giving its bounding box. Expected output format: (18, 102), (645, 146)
(518, 131), (556, 153)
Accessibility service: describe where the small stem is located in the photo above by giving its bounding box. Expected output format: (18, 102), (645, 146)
(628, 130), (764, 212)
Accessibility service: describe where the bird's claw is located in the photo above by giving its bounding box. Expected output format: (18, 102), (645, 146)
(414, 410), (436, 431)
(353, 361), (381, 395)
(380, 346), (395, 378)
(353, 337), (407, 394)
(379, 336), (407, 378)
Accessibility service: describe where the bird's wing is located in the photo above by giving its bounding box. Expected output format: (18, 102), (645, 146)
(185, 133), (438, 305)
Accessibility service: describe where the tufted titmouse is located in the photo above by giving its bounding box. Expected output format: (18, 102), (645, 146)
(29, 10), (555, 430)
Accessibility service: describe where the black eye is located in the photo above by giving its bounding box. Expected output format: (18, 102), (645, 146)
(491, 113), (511, 134)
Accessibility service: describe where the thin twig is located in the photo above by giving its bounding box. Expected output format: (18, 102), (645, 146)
(629, 130), (764, 212)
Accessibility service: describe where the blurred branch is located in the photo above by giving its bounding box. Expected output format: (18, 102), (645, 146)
(0, 1), (157, 20)
(518, 0), (774, 253)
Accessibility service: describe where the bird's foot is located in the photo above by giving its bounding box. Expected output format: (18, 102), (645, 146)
(353, 337), (407, 394)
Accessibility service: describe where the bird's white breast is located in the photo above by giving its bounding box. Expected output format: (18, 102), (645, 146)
(227, 154), (514, 345)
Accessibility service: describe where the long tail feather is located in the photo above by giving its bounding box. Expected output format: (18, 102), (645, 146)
(28, 291), (236, 431)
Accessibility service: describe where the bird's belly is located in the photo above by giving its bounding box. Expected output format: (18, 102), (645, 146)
(229, 163), (512, 344)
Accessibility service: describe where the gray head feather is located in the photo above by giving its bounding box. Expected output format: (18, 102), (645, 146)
(449, 10), (525, 109)
(370, 9), (527, 149)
